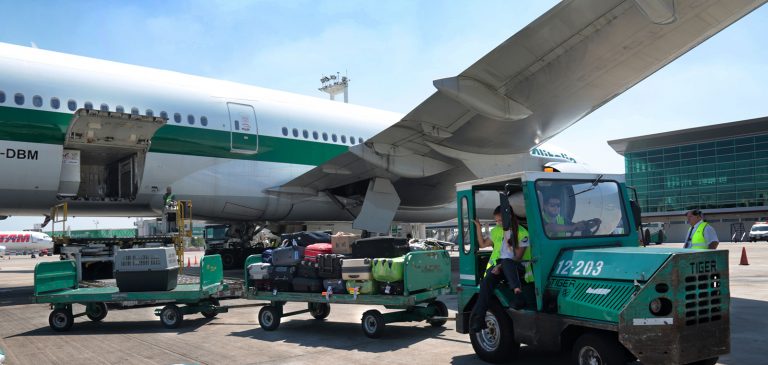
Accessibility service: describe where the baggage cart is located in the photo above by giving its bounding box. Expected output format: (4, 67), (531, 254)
(33, 255), (228, 332)
(242, 250), (452, 338)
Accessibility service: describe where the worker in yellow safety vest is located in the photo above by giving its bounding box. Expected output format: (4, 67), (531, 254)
(684, 209), (719, 249)
(542, 196), (591, 237)
(470, 205), (531, 332)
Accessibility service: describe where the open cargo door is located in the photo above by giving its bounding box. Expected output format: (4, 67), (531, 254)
(58, 109), (166, 201)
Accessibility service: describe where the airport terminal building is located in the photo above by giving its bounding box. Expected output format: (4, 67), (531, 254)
(608, 116), (768, 243)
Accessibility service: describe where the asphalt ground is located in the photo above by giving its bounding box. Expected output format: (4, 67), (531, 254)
(0, 242), (765, 365)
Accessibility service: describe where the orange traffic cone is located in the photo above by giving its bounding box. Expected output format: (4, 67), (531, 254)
(194, 255), (198, 266)
(739, 247), (749, 266)
(187, 257), (191, 268)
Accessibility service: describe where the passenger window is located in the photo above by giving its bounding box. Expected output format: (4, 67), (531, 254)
(332, 134), (337, 142)
(282, 127), (288, 136)
(160, 111), (168, 120)
(350, 136), (355, 144)
(187, 114), (195, 125)
(292, 128), (299, 138)
(312, 131), (319, 140)
(359, 137), (364, 144)
(146, 109), (154, 117)
(302, 130), (309, 139)
(322, 132), (328, 141)
(341, 135), (347, 143)
(33, 95), (43, 107)
(0, 90), (5, 103)
(50, 97), (60, 109)
(116, 105), (124, 113)
(131, 107), (139, 115)
(200, 116), (207, 126)
(67, 99), (77, 111)
(100, 103), (109, 112)
(84, 101), (93, 110)
(173, 113), (181, 123)
(14, 93), (24, 106)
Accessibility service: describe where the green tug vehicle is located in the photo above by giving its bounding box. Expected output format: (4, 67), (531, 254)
(455, 172), (728, 365)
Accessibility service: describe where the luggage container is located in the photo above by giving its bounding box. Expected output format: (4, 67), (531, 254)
(331, 232), (358, 254)
(114, 247), (179, 292)
(33, 255), (228, 332)
(371, 256), (405, 282)
(243, 250), (452, 338)
(317, 253), (344, 278)
(351, 237), (409, 258)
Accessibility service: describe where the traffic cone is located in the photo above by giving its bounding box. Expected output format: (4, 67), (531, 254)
(194, 255), (198, 266)
(187, 257), (191, 268)
(739, 247), (749, 266)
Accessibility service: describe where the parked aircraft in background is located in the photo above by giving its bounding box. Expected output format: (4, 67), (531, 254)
(0, 0), (764, 233)
(0, 231), (53, 257)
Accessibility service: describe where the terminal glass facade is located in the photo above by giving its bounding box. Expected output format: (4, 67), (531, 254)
(625, 134), (768, 213)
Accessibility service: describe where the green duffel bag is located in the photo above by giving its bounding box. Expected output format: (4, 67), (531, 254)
(345, 279), (376, 294)
(372, 256), (405, 282)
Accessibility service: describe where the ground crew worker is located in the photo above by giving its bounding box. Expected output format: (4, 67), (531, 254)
(684, 209), (719, 249)
(162, 186), (177, 233)
(542, 196), (589, 237)
(163, 186), (176, 206)
(470, 205), (530, 332)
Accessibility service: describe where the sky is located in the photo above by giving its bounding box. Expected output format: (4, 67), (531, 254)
(0, 0), (766, 230)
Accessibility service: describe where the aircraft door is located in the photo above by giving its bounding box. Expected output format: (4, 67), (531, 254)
(227, 103), (258, 154)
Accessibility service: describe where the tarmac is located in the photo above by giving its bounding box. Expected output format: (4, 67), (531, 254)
(0, 242), (766, 365)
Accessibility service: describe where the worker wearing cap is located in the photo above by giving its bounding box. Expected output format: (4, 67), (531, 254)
(684, 209), (719, 250)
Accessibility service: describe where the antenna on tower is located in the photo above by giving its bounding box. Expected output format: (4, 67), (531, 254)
(319, 71), (350, 103)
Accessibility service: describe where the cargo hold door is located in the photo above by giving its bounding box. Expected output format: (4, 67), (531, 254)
(227, 102), (258, 154)
(58, 109), (166, 200)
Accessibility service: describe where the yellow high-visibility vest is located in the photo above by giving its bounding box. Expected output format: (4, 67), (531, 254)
(690, 222), (710, 250)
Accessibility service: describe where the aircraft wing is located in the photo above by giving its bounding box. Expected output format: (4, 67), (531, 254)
(278, 0), (765, 209)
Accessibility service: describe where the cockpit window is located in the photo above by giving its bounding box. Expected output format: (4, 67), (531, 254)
(535, 179), (628, 239)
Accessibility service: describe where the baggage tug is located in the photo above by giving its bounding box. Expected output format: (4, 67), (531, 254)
(455, 172), (728, 365)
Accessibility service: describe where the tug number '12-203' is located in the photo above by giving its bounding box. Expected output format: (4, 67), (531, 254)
(555, 260), (604, 276)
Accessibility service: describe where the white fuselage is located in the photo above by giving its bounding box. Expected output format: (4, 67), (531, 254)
(0, 231), (53, 253)
(0, 42), (573, 223)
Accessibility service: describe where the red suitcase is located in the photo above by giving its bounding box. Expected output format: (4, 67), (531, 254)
(304, 243), (332, 262)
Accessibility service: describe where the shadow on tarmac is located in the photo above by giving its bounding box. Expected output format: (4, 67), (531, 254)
(7, 316), (217, 338)
(228, 318), (450, 353)
(0, 286), (33, 306)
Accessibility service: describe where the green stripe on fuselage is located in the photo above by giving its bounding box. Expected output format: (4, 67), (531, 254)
(0, 105), (349, 166)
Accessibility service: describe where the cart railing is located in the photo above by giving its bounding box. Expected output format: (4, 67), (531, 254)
(34, 260), (78, 295)
(199, 254), (224, 292)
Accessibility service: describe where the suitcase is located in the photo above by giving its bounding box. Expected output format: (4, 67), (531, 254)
(292, 277), (324, 293)
(269, 265), (295, 292)
(377, 281), (405, 295)
(297, 259), (320, 278)
(281, 231), (331, 247)
(304, 243), (332, 262)
(342, 258), (372, 280)
(331, 232), (359, 254)
(318, 253), (345, 279)
(322, 279), (346, 294)
(271, 244), (305, 266)
(345, 279), (376, 294)
(261, 249), (273, 264)
(252, 279), (272, 291)
(372, 256), (405, 282)
(247, 262), (271, 280)
(351, 237), (409, 258)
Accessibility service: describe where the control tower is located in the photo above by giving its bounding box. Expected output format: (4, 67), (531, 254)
(319, 72), (349, 103)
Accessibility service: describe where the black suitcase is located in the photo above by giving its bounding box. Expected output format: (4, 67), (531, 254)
(377, 281), (405, 295)
(317, 253), (345, 278)
(297, 259), (320, 278)
(351, 237), (409, 258)
(281, 231), (332, 247)
(292, 277), (324, 293)
(271, 244), (305, 266)
(269, 266), (295, 292)
(322, 279), (346, 294)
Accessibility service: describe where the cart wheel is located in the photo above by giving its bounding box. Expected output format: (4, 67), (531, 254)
(86, 302), (108, 322)
(259, 306), (281, 331)
(572, 332), (626, 365)
(221, 253), (236, 269)
(201, 300), (219, 319)
(160, 304), (183, 329)
(308, 302), (331, 320)
(361, 310), (385, 338)
(427, 300), (448, 327)
(49, 308), (74, 332)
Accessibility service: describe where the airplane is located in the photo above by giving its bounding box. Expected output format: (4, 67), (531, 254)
(0, 0), (764, 234)
(0, 231), (53, 257)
